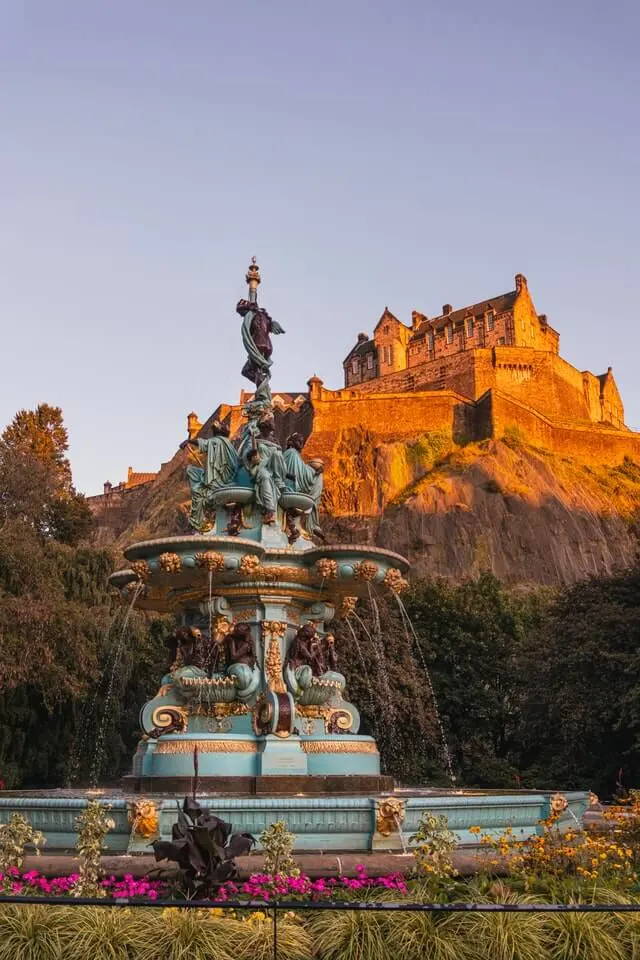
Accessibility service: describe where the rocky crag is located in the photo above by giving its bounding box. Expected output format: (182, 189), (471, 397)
(91, 429), (640, 588)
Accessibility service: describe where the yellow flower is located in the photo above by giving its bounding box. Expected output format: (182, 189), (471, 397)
(209, 908), (224, 918)
(469, 826), (481, 835)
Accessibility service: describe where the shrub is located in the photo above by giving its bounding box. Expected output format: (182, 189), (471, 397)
(410, 812), (457, 883)
(227, 911), (312, 960)
(0, 904), (65, 960)
(128, 908), (233, 960)
(71, 800), (115, 897)
(59, 906), (133, 960)
(259, 820), (298, 879)
(307, 908), (393, 960)
(0, 814), (45, 882)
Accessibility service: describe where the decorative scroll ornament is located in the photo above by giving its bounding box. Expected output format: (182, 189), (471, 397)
(354, 561), (379, 581)
(128, 799), (159, 839)
(340, 596), (358, 619)
(149, 705), (188, 735)
(239, 554), (261, 575)
(376, 798), (406, 837)
(296, 704), (354, 734)
(315, 558), (338, 579)
(159, 552), (182, 573)
(383, 568), (410, 593)
(195, 551), (225, 572)
(263, 621), (287, 693)
(131, 560), (151, 582)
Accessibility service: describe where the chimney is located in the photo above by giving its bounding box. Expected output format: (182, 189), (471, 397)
(515, 273), (527, 293)
(357, 332), (369, 343)
(187, 411), (202, 440)
(442, 304), (453, 316)
(538, 313), (547, 326)
(103, 481), (112, 496)
(411, 310), (427, 330)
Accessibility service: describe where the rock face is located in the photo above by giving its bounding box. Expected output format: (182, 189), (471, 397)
(92, 431), (640, 588)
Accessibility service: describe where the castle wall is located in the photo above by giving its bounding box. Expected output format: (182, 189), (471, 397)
(304, 382), (476, 463)
(490, 390), (640, 464)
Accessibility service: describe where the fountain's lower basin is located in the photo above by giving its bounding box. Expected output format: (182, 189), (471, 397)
(0, 788), (590, 853)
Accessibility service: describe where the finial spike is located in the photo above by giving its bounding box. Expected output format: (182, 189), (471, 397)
(246, 256), (261, 303)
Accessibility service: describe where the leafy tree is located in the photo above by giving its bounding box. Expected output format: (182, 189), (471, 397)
(518, 568), (640, 796)
(0, 404), (91, 545)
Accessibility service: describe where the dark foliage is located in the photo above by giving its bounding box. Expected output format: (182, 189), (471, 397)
(153, 797), (255, 896)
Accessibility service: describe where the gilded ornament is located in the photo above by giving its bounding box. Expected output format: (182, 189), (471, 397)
(263, 620), (287, 641)
(131, 560), (151, 582)
(211, 616), (232, 639)
(316, 558), (338, 579)
(376, 798), (406, 837)
(128, 800), (159, 839)
(195, 551), (225, 572)
(550, 792), (569, 815)
(150, 705), (188, 733)
(383, 568), (409, 593)
(355, 561), (379, 581)
(159, 552), (182, 573)
(239, 554), (261, 575)
(155, 739), (257, 754)
(340, 596), (358, 619)
(264, 641), (286, 693)
(296, 704), (355, 734)
(301, 741), (377, 754)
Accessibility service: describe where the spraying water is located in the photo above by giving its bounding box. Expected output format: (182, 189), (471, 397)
(344, 615), (379, 738)
(393, 591), (457, 786)
(66, 612), (117, 786)
(89, 582), (143, 786)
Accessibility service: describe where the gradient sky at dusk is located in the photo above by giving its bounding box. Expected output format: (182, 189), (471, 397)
(1, 0), (638, 494)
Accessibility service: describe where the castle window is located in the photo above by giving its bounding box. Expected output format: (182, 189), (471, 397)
(428, 332), (435, 352)
(351, 358), (359, 375)
(446, 324), (453, 344)
(466, 317), (474, 337)
(497, 337), (505, 345)
(487, 311), (495, 331)
(383, 324), (390, 335)
(367, 353), (373, 370)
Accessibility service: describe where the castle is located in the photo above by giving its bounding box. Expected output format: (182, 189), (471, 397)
(88, 272), (640, 523)
(341, 274), (624, 429)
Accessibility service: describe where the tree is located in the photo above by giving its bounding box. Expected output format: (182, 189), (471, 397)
(0, 404), (91, 545)
(519, 568), (640, 796)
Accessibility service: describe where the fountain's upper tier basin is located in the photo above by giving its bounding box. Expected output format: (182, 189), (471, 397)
(109, 536), (410, 613)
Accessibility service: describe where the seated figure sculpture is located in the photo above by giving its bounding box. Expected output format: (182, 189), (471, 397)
(241, 418), (286, 524)
(283, 432), (324, 535)
(184, 420), (239, 532)
(220, 622), (259, 703)
(284, 623), (344, 705)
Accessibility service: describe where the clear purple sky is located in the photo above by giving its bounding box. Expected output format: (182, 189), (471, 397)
(1, 1), (638, 495)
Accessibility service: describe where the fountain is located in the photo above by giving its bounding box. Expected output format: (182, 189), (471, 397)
(0, 259), (590, 852)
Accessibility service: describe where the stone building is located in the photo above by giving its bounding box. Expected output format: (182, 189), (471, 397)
(342, 274), (624, 429)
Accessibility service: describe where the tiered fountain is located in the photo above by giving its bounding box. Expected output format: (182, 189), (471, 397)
(0, 260), (590, 852)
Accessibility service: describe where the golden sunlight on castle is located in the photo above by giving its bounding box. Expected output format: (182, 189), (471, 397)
(342, 274), (623, 429)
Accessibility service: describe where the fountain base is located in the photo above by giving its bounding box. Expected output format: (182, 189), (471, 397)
(123, 774), (395, 796)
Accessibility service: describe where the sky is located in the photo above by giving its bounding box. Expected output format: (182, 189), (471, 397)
(0, 0), (638, 495)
